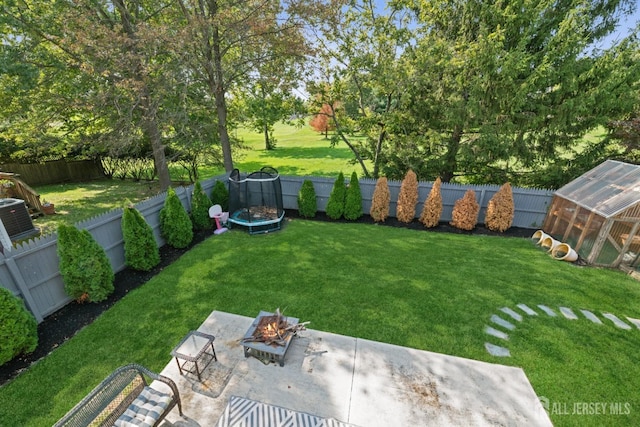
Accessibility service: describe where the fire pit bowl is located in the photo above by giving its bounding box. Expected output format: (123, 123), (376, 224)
(241, 310), (303, 366)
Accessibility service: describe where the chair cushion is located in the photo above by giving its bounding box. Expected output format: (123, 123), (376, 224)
(114, 386), (172, 427)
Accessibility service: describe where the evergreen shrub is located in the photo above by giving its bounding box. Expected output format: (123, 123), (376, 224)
(419, 177), (443, 228)
(160, 187), (193, 249)
(191, 180), (212, 230)
(450, 189), (480, 231)
(326, 172), (346, 220)
(211, 180), (229, 211)
(0, 287), (37, 366)
(122, 206), (160, 271)
(485, 182), (515, 232)
(370, 177), (390, 222)
(396, 169), (419, 223)
(344, 171), (363, 220)
(57, 223), (114, 303)
(297, 179), (317, 218)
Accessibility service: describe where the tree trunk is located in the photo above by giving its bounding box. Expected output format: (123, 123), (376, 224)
(264, 124), (271, 150)
(142, 95), (172, 191)
(441, 125), (462, 183)
(113, 0), (171, 190)
(372, 126), (386, 179)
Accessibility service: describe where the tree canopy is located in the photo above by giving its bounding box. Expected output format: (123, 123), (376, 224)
(1, 0), (638, 189)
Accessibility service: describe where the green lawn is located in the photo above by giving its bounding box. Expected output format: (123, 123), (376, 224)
(200, 123), (369, 178)
(1, 220), (639, 426)
(31, 180), (163, 236)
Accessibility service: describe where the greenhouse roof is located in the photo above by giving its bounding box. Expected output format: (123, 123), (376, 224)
(556, 160), (640, 218)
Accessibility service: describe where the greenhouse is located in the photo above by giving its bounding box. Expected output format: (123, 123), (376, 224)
(543, 160), (640, 269)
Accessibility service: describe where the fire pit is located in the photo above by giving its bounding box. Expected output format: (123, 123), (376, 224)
(241, 309), (306, 366)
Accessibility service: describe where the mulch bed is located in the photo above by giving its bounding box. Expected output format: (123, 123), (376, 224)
(0, 212), (534, 386)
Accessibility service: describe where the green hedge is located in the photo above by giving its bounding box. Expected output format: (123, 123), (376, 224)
(57, 223), (114, 303)
(0, 287), (37, 366)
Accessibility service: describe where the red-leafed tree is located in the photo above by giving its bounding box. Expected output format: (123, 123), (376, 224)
(310, 103), (336, 138)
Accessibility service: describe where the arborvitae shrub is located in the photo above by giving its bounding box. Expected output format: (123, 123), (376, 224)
(396, 169), (419, 223)
(210, 180), (229, 211)
(326, 172), (346, 220)
(0, 287), (37, 366)
(57, 223), (115, 303)
(297, 179), (317, 218)
(191, 180), (212, 230)
(419, 177), (443, 228)
(160, 187), (193, 249)
(344, 171), (363, 220)
(122, 206), (160, 272)
(485, 182), (515, 232)
(370, 177), (390, 222)
(450, 189), (480, 231)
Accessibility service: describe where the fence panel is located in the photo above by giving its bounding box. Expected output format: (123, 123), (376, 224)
(281, 176), (553, 229)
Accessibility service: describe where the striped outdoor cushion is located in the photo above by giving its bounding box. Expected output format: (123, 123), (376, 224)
(113, 386), (172, 427)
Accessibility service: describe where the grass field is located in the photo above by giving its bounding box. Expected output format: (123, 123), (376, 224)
(1, 221), (639, 426)
(200, 123), (369, 178)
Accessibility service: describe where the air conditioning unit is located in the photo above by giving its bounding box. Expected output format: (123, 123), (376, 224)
(0, 198), (39, 240)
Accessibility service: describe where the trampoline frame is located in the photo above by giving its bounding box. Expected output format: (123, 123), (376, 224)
(227, 167), (284, 235)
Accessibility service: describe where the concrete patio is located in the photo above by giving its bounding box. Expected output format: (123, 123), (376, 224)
(159, 311), (552, 426)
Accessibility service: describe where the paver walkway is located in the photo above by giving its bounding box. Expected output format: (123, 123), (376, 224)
(484, 304), (640, 357)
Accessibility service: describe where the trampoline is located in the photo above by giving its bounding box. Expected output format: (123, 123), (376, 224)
(228, 167), (284, 234)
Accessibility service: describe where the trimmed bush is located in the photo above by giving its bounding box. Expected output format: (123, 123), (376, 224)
(0, 287), (37, 366)
(160, 187), (193, 249)
(326, 172), (346, 220)
(419, 177), (443, 228)
(485, 182), (515, 232)
(122, 206), (160, 272)
(211, 180), (229, 212)
(57, 223), (115, 303)
(297, 179), (317, 218)
(191, 180), (213, 230)
(396, 169), (419, 223)
(370, 177), (390, 222)
(450, 189), (480, 231)
(344, 171), (363, 220)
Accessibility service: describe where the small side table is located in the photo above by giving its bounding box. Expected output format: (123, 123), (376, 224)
(171, 330), (217, 381)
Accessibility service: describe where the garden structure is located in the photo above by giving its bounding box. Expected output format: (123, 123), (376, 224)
(542, 160), (640, 269)
(227, 167), (284, 234)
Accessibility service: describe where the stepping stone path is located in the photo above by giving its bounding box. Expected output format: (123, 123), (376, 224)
(484, 304), (639, 357)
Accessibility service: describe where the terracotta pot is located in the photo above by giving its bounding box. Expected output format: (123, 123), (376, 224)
(42, 204), (55, 215)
